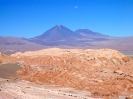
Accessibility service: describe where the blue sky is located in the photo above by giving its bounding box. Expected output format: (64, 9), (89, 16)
(0, 0), (133, 38)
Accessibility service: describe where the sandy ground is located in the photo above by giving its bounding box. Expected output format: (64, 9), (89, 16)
(0, 78), (100, 99)
(0, 63), (22, 79)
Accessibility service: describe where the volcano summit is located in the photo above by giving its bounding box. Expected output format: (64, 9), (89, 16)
(0, 24), (133, 54)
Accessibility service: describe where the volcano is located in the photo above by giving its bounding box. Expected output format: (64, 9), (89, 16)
(29, 24), (82, 46)
(29, 24), (109, 46)
(0, 24), (133, 54)
(35, 24), (81, 40)
(75, 29), (109, 38)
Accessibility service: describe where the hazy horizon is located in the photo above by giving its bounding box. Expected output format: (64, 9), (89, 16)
(0, 0), (133, 38)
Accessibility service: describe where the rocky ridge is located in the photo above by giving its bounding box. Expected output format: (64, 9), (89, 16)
(1, 48), (133, 98)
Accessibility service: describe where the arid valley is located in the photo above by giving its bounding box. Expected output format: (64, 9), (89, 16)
(0, 25), (133, 99)
(0, 48), (133, 99)
(1, 0), (133, 99)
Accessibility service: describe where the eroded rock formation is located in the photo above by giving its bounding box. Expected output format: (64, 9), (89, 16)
(1, 48), (133, 98)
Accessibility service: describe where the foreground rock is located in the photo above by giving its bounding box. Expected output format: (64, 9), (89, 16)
(1, 48), (133, 99)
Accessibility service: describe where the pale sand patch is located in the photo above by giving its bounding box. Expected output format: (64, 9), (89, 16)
(0, 79), (99, 99)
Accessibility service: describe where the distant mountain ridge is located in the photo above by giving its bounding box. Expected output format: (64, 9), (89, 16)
(29, 24), (108, 46)
(0, 24), (133, 54)
(29, 25), (82, 45)
(75, 29), (109, 38)
(32, 24), (108, 39)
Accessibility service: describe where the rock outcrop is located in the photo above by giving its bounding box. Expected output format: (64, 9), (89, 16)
(0, 52), (16, 64)
(1, 48), (133, 98)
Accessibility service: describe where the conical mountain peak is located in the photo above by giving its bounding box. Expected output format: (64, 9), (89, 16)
(57, 24), (61, 26)
(55, 24), (67, 29)
(55, 24), (64, 30)
(34, 24), (81, 41)
(29, 24), (110, 46)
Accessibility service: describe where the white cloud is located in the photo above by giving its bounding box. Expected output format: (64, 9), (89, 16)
(74, 6), (78, 9)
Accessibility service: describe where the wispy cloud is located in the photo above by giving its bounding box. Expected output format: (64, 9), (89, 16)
(74, 6), (78, 9)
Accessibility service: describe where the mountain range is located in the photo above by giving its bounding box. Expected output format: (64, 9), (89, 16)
(29, 24), (109, 46)
(0, 24), (133, 54)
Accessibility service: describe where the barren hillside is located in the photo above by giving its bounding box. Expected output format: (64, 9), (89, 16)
(3, 48), (132, 98)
